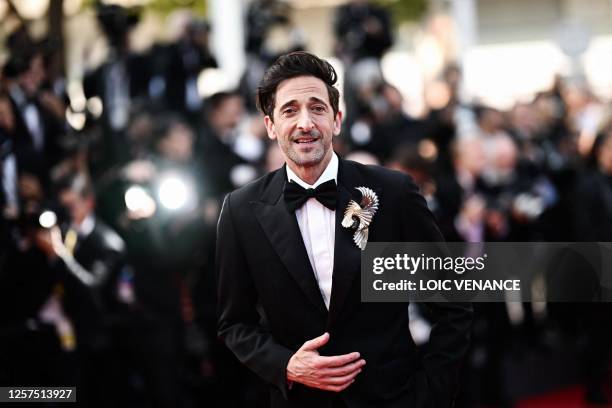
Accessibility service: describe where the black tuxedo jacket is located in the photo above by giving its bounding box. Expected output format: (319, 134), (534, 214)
(61, 219), (127, 348)
(8, 94), (63, 183)
(216, 158), (473, 408)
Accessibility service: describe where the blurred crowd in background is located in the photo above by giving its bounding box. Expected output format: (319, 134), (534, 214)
(1, 0), (612, 407)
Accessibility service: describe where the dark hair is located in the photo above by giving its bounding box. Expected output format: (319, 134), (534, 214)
(256, 51), (340, 120)
(56, 172), (94, 199)
(205, 90), (242, 113)
(96, 4), (139, 48)
(152, 113), (191, 140)
(3, 53), (34, 79)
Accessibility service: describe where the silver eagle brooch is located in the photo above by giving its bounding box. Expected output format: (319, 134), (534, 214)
(341, 187), (379, 250)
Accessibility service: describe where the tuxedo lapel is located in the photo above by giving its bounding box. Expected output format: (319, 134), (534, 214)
(251, 167), (328, 316)
(328, 160), (364, 326)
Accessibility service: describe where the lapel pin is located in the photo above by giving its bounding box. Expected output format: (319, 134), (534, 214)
(341, 187), (379, 250)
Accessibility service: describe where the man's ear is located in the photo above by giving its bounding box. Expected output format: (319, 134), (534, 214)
(332, 110), (343, 136)
(264, 116), (277, 140)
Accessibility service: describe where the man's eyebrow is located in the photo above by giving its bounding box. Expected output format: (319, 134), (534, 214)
(278, 97), (329, 112)
(278, 100), (297, 112)
(308, 97), (328, 106)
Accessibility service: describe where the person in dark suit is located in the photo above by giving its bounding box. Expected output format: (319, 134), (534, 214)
(198, 91), (256, 196)
(4, 53), (65, 184)
(569, 128), (612, 404)
(52, 173), (134, 407)
(162, 20), (217, 116)
(54, 173), (130, 332)
(216, 51), (472, 408)
(82, 4), (148, 168)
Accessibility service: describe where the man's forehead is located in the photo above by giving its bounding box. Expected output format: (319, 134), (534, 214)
(275, 76), (330, 105)
(59, 190), (78, 201)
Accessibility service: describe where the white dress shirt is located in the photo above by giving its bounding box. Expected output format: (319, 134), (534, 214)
(286, 153), (338, 309)
(2, 153), (18, 211)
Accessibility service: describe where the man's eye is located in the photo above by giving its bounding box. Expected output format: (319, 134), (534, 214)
(313, 106), (326, 112)
(283, 108), (296, 115)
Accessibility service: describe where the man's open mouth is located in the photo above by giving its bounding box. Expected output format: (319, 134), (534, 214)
(294, 138), (318, 144)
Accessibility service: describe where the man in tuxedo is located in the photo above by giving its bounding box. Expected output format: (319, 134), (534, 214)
(216, 51), (472, 408)
(52, 173), (133, 407)
(4, 53), (65, 185)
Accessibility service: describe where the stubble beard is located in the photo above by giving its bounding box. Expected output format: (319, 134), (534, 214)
(282, 130), (329, 168)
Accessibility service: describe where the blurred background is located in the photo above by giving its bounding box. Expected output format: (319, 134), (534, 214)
(1, 0), (612, 407)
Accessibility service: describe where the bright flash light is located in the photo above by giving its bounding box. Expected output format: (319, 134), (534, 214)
(87, 97), (103, 118)
(66, 108), (86, 131)
(39, 211), (57, 228)
(125, 186), (156, 219)
(12, 0), (49, 19)
(125, 186), (150, 211)
(198, 68), (233, 98)
(158, 176), (190, 210)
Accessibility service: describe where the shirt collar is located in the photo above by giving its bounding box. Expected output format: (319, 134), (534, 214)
(286, 152), (338, 189)
(9, 84), (26, 107)
(75, 214), (96, 238)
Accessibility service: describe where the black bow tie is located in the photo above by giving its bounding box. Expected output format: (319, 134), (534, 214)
(284, 179), (337, 212)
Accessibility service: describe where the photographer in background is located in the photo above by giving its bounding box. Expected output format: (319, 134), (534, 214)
(83, 4), (148, 166)
(334, 0), (393, 124)
(50, 172), (134, 407)
(0, 200), (68, 387)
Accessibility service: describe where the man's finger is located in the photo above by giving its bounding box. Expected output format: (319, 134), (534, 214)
(301, 332), (330, 351)
(321, 380), (355, 393)
(321, 359), (366, 377)
(316, 352), (361, 368)
(323, 369), (362, 385)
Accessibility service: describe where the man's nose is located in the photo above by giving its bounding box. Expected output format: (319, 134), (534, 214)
(297, 110), (314, 132)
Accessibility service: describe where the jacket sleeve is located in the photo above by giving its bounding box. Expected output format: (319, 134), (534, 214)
(60, 248), (122, 289)
(400, 175), (473, 404)
(216, 192), (294, 398)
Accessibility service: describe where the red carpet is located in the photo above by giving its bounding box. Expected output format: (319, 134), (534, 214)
(517, 385), (611, 408)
